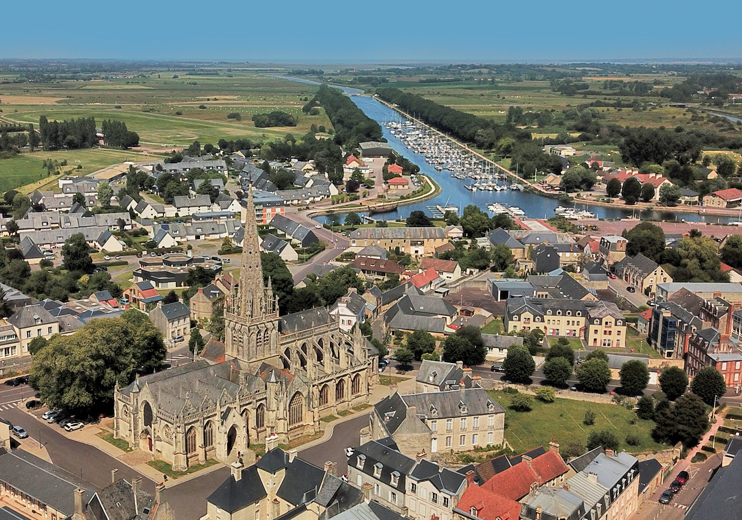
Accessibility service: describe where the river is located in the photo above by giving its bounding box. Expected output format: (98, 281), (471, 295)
(276, 76), (738, 225)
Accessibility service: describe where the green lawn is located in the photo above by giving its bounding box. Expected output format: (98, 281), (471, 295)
(379, 375), (407, 386)
(547, 337), (583, 349)
(481, 318), (503, 334)
(97, 432), (132, 452)
(148, 458), (219, 479)
(488, 390), (665, 455)
(626, 327), (662, 359)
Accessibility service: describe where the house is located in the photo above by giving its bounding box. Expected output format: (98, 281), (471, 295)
(614, 253), (672, 296)
(656, 282), (742, 303)
(95, 229), (124, 253)
(0, 450), (93, 520)
(84, 478), (174, 520)
(453, 481), (521, 520)
(604, 171), (672, 202)
(123, 281), (164, 311)
(435, 242), (456, 256)
(387, 177), (409, 190)
(527, 273), (595, 301)
(531, 244), (560, 273)
(260, 234), (298, 263)
(190, 284), (224, 322)
(370, 388), (505, 458)
(134, 199), (166, 219)
(386, 164), (403, 176)
(638, 458), (664, 504)
(415, 360), (475, 393)
(173, 195), (212, 216)
(581, 261), (609, 288)
(119, 194), (137, 212)
(203, 448), (363, 520)
(329, 289), (368, 332)
(352, 257), (405, 279)
(481, 334), (524, 361)
(384, 293), (458, 335)
(637, 308), (653, 335)
(89, 290), (119, 308)
(409, 268), (443, 293)
(153, 228), (178, 249)
(248, 190), (285, 224)
(0, 322), (20, 361)
(269, 215), (319, 248)
(488, 279), (536, 302)
(350, 228), (448, 258)
(702, 188), (742, 208)
(363, 286), (383, 318)
(358, 244), (388, 259)
(18, 236), (44, 264)
(680, 188), (700, 205)
(479, 447), (569, 501)
(8, 304), (60, 354)
(192, 178), (225, 195)
(419, 258), (462, 282)
(598, 236), (627, 265)
(649, 289), (706, 358)
(148, 302), (191, 346)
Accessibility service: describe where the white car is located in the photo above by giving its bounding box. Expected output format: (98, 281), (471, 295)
(345, 447), (354, 458)
(42, 410), (58, 420)
(64, 421), (84, 432)
(104, 255), (111, 260)
(315, 224), (322, 229)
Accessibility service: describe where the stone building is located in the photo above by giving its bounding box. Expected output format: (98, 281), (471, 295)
(113, 189), (377, 470)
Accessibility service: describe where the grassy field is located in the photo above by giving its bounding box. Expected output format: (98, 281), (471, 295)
(489, 389), (665, 454)
(547, 337), (583, 349)
(481, 318), (503, 334)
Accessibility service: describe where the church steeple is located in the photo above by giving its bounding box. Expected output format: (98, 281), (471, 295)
(240, 186), (265, 297)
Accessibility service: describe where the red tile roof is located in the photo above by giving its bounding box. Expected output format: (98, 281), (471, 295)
(420, 257), (459, 273)
(711, 188), (742, 201)
(638, 309), (653, 322)
(529, 450), (569, 483)
(588, 241), (600, 254)
(346, 154), (364, 166)
(388, 176), (409, 185)
(410, 268), (440, 288)
(435, 242), (455, 254)
(352, 256), (405, 275)
(455, 485), (521, 520)
(387, 164), (403, 175)
(481, 462), (539, 501)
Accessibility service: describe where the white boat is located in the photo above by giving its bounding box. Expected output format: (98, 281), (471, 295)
(508, 207), (525, 217)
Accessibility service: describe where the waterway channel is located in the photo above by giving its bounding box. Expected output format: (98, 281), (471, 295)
(278, 76), (739, 225)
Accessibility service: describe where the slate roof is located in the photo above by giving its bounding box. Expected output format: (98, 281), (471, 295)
(637, 458), (663, 494)
(0, 450), (93, 517)
(520, 486), (585, 520)
(348, 439), (416, 492)
(8, 304), (58, 329)
(0, 507), (33, 520)
(408, 459), (466, 494)
(384, 293), (457, 334)
(19, 236), (44, 259)
(276, 456), (327, 505)
(280, 307), (335, 334)
(173, 195), (212, 208)
(158, 302), (190, 321)
(527, 274), (592, 300)
(416, 360), (464, 390)
(568, 447), (604, 473)
(270, 214), (301, 236)
(349, 227), (446, 240)
(357, 245), (387, 258)
(207, 465), (267, 513)
(481, 334), (524, 351)
(581, 452), (638, 490)
(330, 291), (367, 316)
(380, 282), (422, 306)
(87, 478), (156, 520)
(615, 253), (658, 278)
(261, 233), (290, 255)
(488, 227), (524, 249)
(685, 453), (742, 520)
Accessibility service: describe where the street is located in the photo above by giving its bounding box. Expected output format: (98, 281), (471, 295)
(299, 415), (368, 477)
(608, 276), (647, 309)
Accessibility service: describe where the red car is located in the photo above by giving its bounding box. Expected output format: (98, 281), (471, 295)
(676, 471), (689, 484)
(608, 273), (617, 279)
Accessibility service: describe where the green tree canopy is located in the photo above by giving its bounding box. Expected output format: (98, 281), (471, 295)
(690, 366), (727, 405)
(621, 177), (642, 205)
(659, 184), (682, 206)
(406, 330), (437, 361)
(502, 345), (535, 383)
(406, 211), (433, 227)
(543, 357), (573, 386)
(720, 235), (742, 270)
(62, 233), (93, 273)
(652, 393), (708, 448)
(490, 244), (514, 271)
(586, 429), (619, 451)
(659, 366), (689, 401)
(189, 328), (205, 354)
(576, 358), (611, 393)
(640, 182), (655, 202)
(28, 336), (49, 355)
(625, 222), (665, 262)
(345, 212), (362, 227)
(442, 326), (487, 366)
(97, 181), (114, 208)
(636, 395), (655, 420)
(460, 205), (493, 237)
(619, 359), (650, 395)
(585, 349), (609, 363)
(606, 178), (622, 198)
(394, 347), (414, 366)
(546, 341), (574, 365)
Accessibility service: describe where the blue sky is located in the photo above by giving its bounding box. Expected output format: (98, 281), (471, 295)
(2, 0), (741, 62)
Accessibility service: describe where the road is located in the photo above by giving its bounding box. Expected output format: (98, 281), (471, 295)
(299, 415), (368, 478)
(0, 380), (30, 411)
(286, 208), (350, 284)
(608, 277), (647, 309)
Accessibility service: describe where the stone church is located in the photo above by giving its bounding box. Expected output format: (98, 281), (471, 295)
(113, 189), (378, 470)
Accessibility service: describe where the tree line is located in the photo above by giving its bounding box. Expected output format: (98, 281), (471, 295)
(101, 119), (139, 148)
(252, 111), (297, 128)
(39, 115), (97, 150)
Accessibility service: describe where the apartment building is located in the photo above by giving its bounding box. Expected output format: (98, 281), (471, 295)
(350, 227), (448, 257)
(614, 253), (672, 296)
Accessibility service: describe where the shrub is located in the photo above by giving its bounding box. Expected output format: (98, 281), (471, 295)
(586, 429), (619, 451)
(584, 409), (596, 426)
(510, 394), (534, 412)
(625, 433), (641, 446)
(691, 452), (708, 463)
(535, 387), (556, 403)
(227, 112), (242, 121)
(198, 105), (207, 109)
(562, 442), (585, 459)
(503, 387), (519, 394)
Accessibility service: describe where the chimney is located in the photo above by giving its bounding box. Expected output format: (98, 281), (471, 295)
(549, 440), (560, 452)
(460, 381), (466, 395)
(535, 505), (543, 520)
(272, 499), (280, 518)
(324, 461), (336, 476)
(522, 455), (532, 468)
(465, 470), (475, 488)
(463, 367), (472, 378)
(155, 483), (165, 505)
(456, 360), (463, 369)
(406, 405), (418, 419)
(605, 449), (614, 458)
(288, 449), (297, 463)
(348, 287), (357, 294)
(587, 472), (598, 484)
(362, 483), (373, 503)
(73, 488), (85, 520)
(111, 468), (118, 484)
(390, 383), (398, 397)
(415, 449), (427, 463)
(266, 433), (279, 452)
(197, 288), (203, 294)
(231, 461), (243, 481)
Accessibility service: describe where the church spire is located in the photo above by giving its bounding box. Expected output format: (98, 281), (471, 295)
(239, 186), (266, 315)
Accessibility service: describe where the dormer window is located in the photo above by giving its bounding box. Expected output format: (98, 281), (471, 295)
(535, 317), (541, 322)
(576, 311), (582, 317)
(459, 401), (468, 415)
(556, 310), (562, 316)
(566, 311), (571, 316)
(594, 319), (600, 324)
(513, 316), (519, 321)
(546, 309), (552, 315)
(429, 371), (437, 383)
(486, 401), (495, 412)
(470, 507), (478, 517)
(390, 471), (400, 487)
(616, 320), (622, 325)
(430, 405), (438, 417)
(356, 454), (366, 469)
(373, 462), (383, 478)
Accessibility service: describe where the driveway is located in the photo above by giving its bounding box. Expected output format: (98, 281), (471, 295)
(608, 277), (646, 308)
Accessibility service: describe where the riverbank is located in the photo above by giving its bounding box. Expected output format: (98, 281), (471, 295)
(373, 95), (742, 220)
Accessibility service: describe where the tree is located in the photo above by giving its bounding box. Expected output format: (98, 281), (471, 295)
(653, 393), (709, 448)
(317, 265), (365, 307)
(462, 248), (491, 271)
(97, 181), (113, 208)
(444, 211), (459, 226)
(345, 213), (362, 227)
(690, 366), (727, 405)
(460, 205), (492, 237)
(543, 357), (573, 386)
(490, 244), (513, 271)
(546, 341), (574, 365)
(406, 211), (432, 227)
(668, 236), (728, 283)
(640, 182), (655, 202)
(721, 235), (742, 270)
(577, 358), (611, 393)
(606, 178), (622, 198)
(586, 430), (619, 451)
(442, 327), (487, 366)
(621, 177), (642, 204)
(659, 184), (682, 206)
(163, 290), (179, 304)
(62, 233), (93, 273)
(406, 330), (436, 361)
(583, 409), (596, 425)
(502, 345), (535, 383)
(394, 347), (414, 366)
(189, 328), (205, 354)
(261, 252), (295, 312)
(345, 179), (361, 193)
(72, 192), (86, 207)
(535, 387), (556, 403)
(28, 336), (48, 355)
(491, 213), (515, 230)
(625, 222), (665, 262)
(5, 219), (18, 236)
(560, 166), (596, 193)
(619, 360), (650, 395)
(510, 394), (534, 412)
(659, 366), (688, 400)
(196, 179), (218, 203)
(121, 310), (166, 374)
(636, 395), (655, 420)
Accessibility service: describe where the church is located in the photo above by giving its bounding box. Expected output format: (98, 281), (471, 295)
(113, 189), (378, 471)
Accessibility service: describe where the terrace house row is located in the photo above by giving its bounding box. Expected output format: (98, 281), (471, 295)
(350, 227), (448, 258)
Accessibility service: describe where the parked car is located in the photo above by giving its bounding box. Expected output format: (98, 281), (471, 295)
(627, 286), (636, 293)
(315, 224), (322, 229)
(59, 417), (76, 428)
(25, 400), (41, 410)
(222, 258), (230, 264)
(173, 336), (184, 343)
(18, 375), (28, 384)
(659, 490), (673, 504)
(676, 471), (690, 484)
(4, 378), (19, 386)
(104, 255), (111, 261)
(120, 298), (129, 304)
(42, 410), (58, 420)
(669, 480), (682, 493)
(64, 421), (84, 432)
(12, 426), (28, 439)
(115, 256), (121, 260)
(45, 410), (63, 423)
(608, 273), (617, 279)
(52, 412), (69, 424)
(345, 447), (354, 458)
(490, 364), (503, 372)
(647, 300), (656, 307)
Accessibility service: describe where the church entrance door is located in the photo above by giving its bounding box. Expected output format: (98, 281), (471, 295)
(227, 425), (237, 456)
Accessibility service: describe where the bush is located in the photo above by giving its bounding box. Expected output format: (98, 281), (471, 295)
(510, 394), (534, 412)
(503, 387), (519, 394)
(535, 387), (556, 403)
(636, 395), (655, 420)
(625, 433), (641, 446)
(227, 112), (242, 121)
(691, 452), (708, 463)
(584, 409), (596, 426)
(586, 429), (619, 451)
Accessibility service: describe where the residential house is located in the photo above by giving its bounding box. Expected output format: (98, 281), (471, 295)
(211, 192), (241, 214)
(680, 188), (700, 205)
(134, 199), (167, 219)
(357, 244), (388, 260)
(329, 289), (368, 332)
(614, 253), (672, 296)
(349, 228), (448, 258)
(453, 481), (520, 520)
(352, 257), (405, 279)
(148, 302), (191, 346)
(95, 229), (124, 252)
(488, 279), (536, 302)
(527, 273), (596, 301)
(156, 158), (226, 176)
(18, 236), (44, 264)
(269, 215), (319, 248)
(384, 293), (458, 335)
(656, 283), (742, 303)
(409, 269), (443, 293)
(599, 236), (627, 265)
(649, 288), (706, 358)
(363, 286), (383, 319)
(387, 177), (409, 190)
(435, 242), (456, 256)
(89, 290), (119, 308)
(153, 228), (178, 249)
(638, 458), (664, 504)
(419, 258), (462, 282)
(415, 360), (475, 393)
(481, 334), (524, 361)
(0, 323), (20, 361)
(370, 388), (506, 458)
(530, 244), (560, 273)
(83, 478), (174, 520)
(444, 226), (464, 240)
(406, 459), (468, 520)
(190, 284), (224, 322)
(604, 171), (672, 202)
(637, 309), (652, 335)
(119, 194), (137, 212)
(260, 233), (298, 263)
(8, 304), (60, 354)
(173, 195), (212, 216)
(581, 261), (609, 288)
(702, 188), (742, 208)
(192, 178), (225, 195)
(123, 281), (164, 311)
